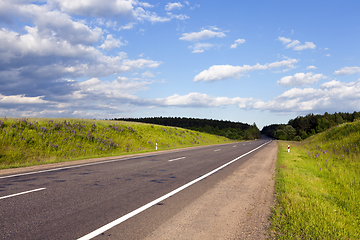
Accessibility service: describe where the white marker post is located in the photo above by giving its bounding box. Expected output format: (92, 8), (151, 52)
(156, 143), (158, 151)
(288, 145), (290, 153)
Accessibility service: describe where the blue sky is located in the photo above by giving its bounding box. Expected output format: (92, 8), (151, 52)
(1, 0), (360, 129)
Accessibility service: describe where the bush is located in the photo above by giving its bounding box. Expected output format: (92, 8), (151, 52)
(292, 135), (302, 141)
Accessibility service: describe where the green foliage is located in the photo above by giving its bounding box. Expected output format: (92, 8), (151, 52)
(0, 118), (232, 169)
(271, 121), (360, 239)
(262, 111), (360, 140)
(116, 117), (261, 140)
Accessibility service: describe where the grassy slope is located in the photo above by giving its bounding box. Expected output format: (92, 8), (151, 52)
(0, 118), (234, 169)
(271, 121), (360, 239)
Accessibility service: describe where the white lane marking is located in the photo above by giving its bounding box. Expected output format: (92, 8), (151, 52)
(233, 145), (237, 147)
(214, 149), (221, 152)
(0, 188), (46, 200)
(168, 157), (186, 162)
(77, 140), (272, 240)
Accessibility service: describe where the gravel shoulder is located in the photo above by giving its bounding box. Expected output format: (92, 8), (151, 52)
(144, 141), (278, 240)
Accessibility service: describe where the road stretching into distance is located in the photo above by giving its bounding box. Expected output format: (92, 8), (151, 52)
(0, 139), (272, 239)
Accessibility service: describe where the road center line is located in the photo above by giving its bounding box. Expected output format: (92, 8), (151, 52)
(77, 140), (272, 240)
(168, 157), (186, 162)
(214, 149), (221, 152)
(0, 188), (46, 200)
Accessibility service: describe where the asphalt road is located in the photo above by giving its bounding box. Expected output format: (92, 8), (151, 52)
(0, 139), (271, 239)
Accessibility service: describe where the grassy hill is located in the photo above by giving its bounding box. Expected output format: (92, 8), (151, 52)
(271, 120), (360, 239)
(0, 118), (233, 169)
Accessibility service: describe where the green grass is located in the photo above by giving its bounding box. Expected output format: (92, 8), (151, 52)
(0, 117), (234, 169)
(271, 121), (360, 239)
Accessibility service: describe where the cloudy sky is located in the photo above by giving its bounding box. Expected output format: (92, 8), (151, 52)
(1, 0), (360, 129)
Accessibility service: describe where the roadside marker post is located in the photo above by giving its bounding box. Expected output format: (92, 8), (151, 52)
(156, 143), (158, 150)
(288, 145), (290, 153)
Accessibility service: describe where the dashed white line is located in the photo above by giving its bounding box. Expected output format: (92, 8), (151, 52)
(168, 157), (186, 162)
(77, 140), (272, 240)
(0, 188), (46, 200)
(214, 149), (221, 152)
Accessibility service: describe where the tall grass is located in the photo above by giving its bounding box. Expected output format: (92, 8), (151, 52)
(271, 121), (360, 239)
(0, 118), (232, 169)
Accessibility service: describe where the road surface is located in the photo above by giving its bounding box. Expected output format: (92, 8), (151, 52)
(0, 139), (275, 239)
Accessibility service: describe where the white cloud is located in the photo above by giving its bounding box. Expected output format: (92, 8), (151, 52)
(156, 93), (254, 108)
(306, 65), (317, 70)
(190, 42), (214, 53)
(277, 72), (327, 87)
(141, 71), (155, 78)
(50, 0), (171, 24)
(49, 0), (137, 19)
(278, 37), (292, 44)
(252, 79), (360, 113)
(194, 58), (298, 82)
(166, 12), (189, 20)
(0, 94), (50, 104)
(119, 22), (137, 30)
(78, 77), (152, 96)
(179, 27), (226, 41)
(165, 2), (183, 11)
(293, 42), (316, 51)
(334, 66), (360, 75)
(100, 34), (127, 50)
(190, 4), (200, 10)
(230, 38), (246, 49)
(136, 8), (171, 23)
(1, 3), (103, 46)
(278, 37), (316, 51)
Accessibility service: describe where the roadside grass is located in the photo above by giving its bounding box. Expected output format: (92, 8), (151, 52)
(270, 121), (360, 239)
(0, 118), (234, 169)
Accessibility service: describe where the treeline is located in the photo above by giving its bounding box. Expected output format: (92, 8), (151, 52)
(113, 117), (261, 140)
(261, 111), (360, 141)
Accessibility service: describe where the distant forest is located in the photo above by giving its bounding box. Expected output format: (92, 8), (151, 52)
(262, 111), (360, 141)
(113, 117), (261, 140)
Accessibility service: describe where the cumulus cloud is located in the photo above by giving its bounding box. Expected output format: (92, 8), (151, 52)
(252, 79), (360, 113)
(230, 38), (245, 48)
(165, 2), (183, 11)
(307, 65), (317, 70)
(277, 72), (327, 87)
(179, 27), (226, 41)
(49, 0), (137, 19)
(0, 94), (50, 105)
(100, 34), (127, 50)
(49, 0), (173, 24)
(334, 66), (360, 75)
(278, 37), (316, 51)
(194, 58), (298, 82)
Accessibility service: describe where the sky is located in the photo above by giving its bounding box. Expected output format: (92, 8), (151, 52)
(1, 0), (360, 129)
